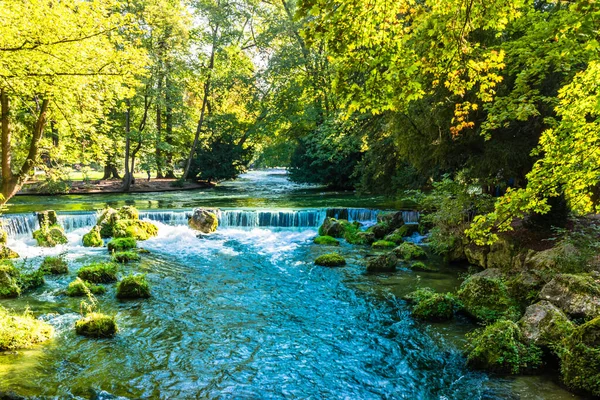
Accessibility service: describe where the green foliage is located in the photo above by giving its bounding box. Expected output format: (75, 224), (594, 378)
(66, 279), (106, 297)
(372, 240), (396, 249)
(457, 275), (521, 323)
(551, 220), (600, 274)
(0, 306), (54, 351)
(466, 320), (543, 375)
(17, 270), (45, 292)
(39, 167), (72, 194)
(77, 263), (118, 284)
(189, 136), (252, 183)
(405, 288), (461, 321)
(393, 242), (426, 261)
(107, 237), (137, 252)
(559, 317), (600, 396)
(314, 253), (346, 267)
(409, 262), (438, 272)
(40, 255), (68, 275)
(116, 274), (151, 299)
(112, 251), (141, 263)
(313, 236), (340, 246)
(0, 261), (21, 298)
(75, 312), (117, 338)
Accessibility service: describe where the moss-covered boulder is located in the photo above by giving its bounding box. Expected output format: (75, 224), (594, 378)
(189, 208), (218, 234)
(315, 253), (346, 267)
(319, 217), (347, 238)
(0, 306), (54, 350)
(413, 293), (459, 321)
(113, 219), (158, 241)
(465, 319), (543, 374)
(539, 274), (600, 320)
(313, 235), (340, 246)
(39, 255), (68, 275)
(0, 244), (19, 259)
(404, 287), (436, 303)
(372, 240), (396, 249)
(32, 225), (68, 247)
(36, 210), (58, 227)
(384, 225), (419, 244)
(409, 261), (438, 272)
(0, 261), (20, 298)
(112, 251), (140, 263)
(344, 229), (375, 245)
(107, 237), (137, 252)
(457, 272), (521, 323)
(560, 317), (600, 396)
(464, 244), (489, 269)
(519, 301), (574, 350)
(367, 221), (394, 240)
(65, 278), (106, 297)
(117, 206), (139, 220)
(116, 274), (150, 299)
(82, 226), (103, 247)
(366, 253), (398, 272)
(97, 207), (120, 238)
(17, 270), (45, 292)
(507, 271), (545, 309)
(75, 313), (117, 338)
(393, 242), (427, 261)
(77, 263), (118, 283)
(376, 211), (405, 231)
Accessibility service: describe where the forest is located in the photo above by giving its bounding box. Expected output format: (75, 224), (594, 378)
(0, 0), (599, 398)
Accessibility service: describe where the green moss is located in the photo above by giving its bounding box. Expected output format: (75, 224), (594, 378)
(372, 240), (396, 249)
(112, 251), (141, 263)
(313, 235), (340, 246)
(366, 253), (398, 272)
(113, 219), (158, 241)
(345, 230), (375, 245)
(77, 262), (118, 283)
(385, 225), (418, 244)
(116, 274), (151, 299)
(17, 270), (45, 291)
(65, 278), (106, 297)
(40, 255), (68, 275)
(0, 261), (20, 298)
(367, 221), (393, 239)
(413, 293), (458, 321)
(98, 207), (119, 238)
(393, 242), (427, 260)
(559, 317), (600, 396)
(0, 228), (8, 244)
(466, 319), (543, 374)
(0, 306), (54, 350)
(32, 224), (68, 247)
(82, 226), (103, 247)
(117, 206), (139, 220)
(0, 244), (19, 259)
(75, 312), (117, 338)
(409, 261), (438, 272)
(457, 275), (521, 323)
(404, 287), (436, 304)
(315, 253), (346, 267)
(107, 237), (137, 252)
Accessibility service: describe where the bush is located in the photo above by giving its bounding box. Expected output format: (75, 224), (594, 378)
(315, 253), (346, 267)
(466, 319), (543, 374)
(112, 251), (140, 263)
(313, 235), (340, 246)
(0, 261), (20, 298)
(77, 263), (118, 283)
(66, 278), (106, 297)
(0, 306), (54, 350)
(107, 237), (137, 252)
(40, 255), (68, 275)
(75, 313), (117, 338)
(116, 274), (151, 299)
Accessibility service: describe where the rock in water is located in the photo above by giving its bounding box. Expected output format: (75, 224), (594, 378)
(189, 209), (218, 234)
(519, 300), (574, 349)
(539, 273), (600, 320)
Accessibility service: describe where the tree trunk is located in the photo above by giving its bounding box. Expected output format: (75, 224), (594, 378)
(164, 75), (175, 179)
(155, 75), (164, 178)
(121, 100), (132, 191)
(183, 23), (219, 181)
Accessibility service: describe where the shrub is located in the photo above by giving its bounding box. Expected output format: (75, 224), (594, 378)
(315, 253), (346, 267)
(0, 306), (54, 350)
(112, 251), (140, 263)
(466, 319), (543, 374)
(107, 237), (137, 252)
(40, 255), (68, 275)
(77, 263), (118, 283)
(75, 312), (117, 338)
(313, 235), (340, 246)
(116, 274), (151, 299)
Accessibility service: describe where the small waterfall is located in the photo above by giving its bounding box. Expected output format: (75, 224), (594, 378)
(2, 213), (38, 237)
(139, 210), (193, 226)
(217, 209), (328, 228)
(402, 211), (420, 224)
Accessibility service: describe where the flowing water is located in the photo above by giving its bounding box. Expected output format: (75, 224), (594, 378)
(0, 170), (579, 399)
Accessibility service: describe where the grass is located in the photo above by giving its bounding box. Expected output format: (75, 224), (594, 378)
(0, 306), (54, 350)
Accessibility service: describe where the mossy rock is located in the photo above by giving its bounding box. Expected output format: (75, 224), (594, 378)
(82, 226), (103, 247)
(0, 244), (19, 259)
(313, 236), (340, 246)
(39, 256), (68, 275)
(539, 273), (600, 320)
(36, 210), (58, 227)
(393, 242), (427, 261)
(376, 211), (405, 231)
(17, 270), (45, 292)
(0, 261), (20, 298)
(318, 217), (346, 237)
(117, 206), (139, 220)
(345, 230), (375, 245)
(366, 253), (397, 272)
(372, 240), (396, 249)
(98, 207), (120, 238)
(519, 301), (574, 350)
(367, 221), (393, 240)
(75, 313), (117, 338)
(188, 208), (219, 234)
(404, 287), (436, 303)
(409, 261), (438, 272)
(384, 225), (418, 244)
(0, 228), (8, 244)
(113, 220), (158, 241)
(77, 263), (118, 283)
(560, 316), (600, 396)
(0, 306), (54, 351)
(65, 278), (106, 297)
(457, 273), (521, 323)
(32, 225), (68, 247)
(315, 253), (346, 267)
(112, 251), (140, 263)
(413, 293), (458, 321)
(465, 319), (543, 374)
(116, 274), (150, 299)
(107, 237), (137, 252)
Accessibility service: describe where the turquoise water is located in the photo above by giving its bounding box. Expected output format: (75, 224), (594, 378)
(0, 170), (578, 399)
